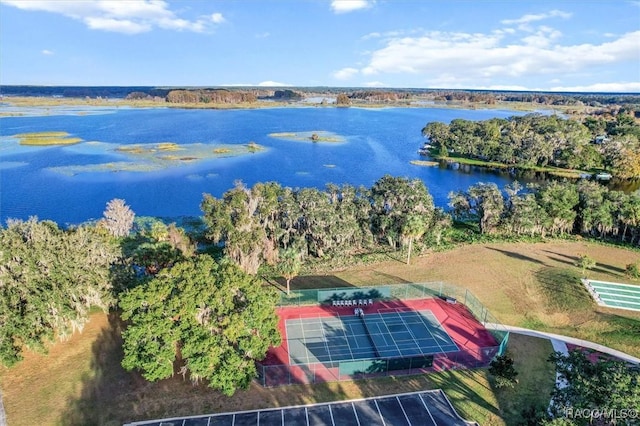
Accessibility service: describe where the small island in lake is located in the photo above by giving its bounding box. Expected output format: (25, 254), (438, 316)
(46, 141), (267, 176)
(268, 130), (345, 143)
(14, 131), (83, 146)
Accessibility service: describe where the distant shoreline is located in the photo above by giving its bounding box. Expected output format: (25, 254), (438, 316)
(0, 95), (583, 115)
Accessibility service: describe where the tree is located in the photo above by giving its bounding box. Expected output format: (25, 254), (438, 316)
(401, 214), (427, 265)
(488, 355), (519, 388)
(548, 350), (640, 424)
(277, 247), (302, 294)
(575, 253), (596, 278)
(370, 175), (435, 249)
(450, 183), (504, 234)
(101, 198), (135, 237)
(536, 182), (579, 236)
(0, 219), (120, 366)
(201, 181), (282, 274)
(626, 262), (640, 279)
(336, 93), (351, 106)
(120, 255), (281, 396)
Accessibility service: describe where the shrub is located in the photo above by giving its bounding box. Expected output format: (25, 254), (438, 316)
(489, 355), (519, 388)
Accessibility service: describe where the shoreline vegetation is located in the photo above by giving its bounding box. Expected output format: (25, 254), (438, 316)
(432, 154), (588, 178)
(421, 112), (640, 182)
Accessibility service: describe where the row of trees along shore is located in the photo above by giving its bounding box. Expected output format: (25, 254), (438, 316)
(1, 176), (639, 396)
(202, 177), (640, 277)
(422, 112), (640, 179)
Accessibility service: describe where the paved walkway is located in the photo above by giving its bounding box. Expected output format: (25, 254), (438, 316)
(485, 323), (640, 413)
(484, 323), (640, 364)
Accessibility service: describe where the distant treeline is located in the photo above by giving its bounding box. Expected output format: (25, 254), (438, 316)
(3, 85), (639, 107)
(165, 88), (259, 104)
(422, 113), (640, 179)
(0, 85), (171, 98)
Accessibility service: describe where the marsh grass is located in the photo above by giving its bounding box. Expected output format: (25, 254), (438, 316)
(213, 148), (232, 154)
(14, 131), (83, 146)
(156, 142), (181, 151)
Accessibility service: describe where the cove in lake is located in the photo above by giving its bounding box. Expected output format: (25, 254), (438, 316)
(0, 105), (557, 225)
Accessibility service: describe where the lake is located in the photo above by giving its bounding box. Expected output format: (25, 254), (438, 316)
(1, 105), (528, 225)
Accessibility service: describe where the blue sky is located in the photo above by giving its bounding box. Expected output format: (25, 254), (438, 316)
(1, 0), (639, 92)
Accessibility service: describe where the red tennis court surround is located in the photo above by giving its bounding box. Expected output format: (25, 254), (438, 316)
(258, 296), (502, 386)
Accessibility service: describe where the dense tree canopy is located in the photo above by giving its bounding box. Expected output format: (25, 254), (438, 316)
(0, 219), (121, 366)
(450, 180), (640, 246)
(120, 255), (280, 396)
(422, 113), (640, 178)
(548, 350), (640, 425)
(202, 176), (443, 273)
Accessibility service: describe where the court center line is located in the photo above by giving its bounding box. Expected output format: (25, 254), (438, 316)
(304, 407), (308, 426)
(318, 317), (334, 364)
(418, 393), (438, 426)
(283, 408), (286, 426)
(207, 416), (211, 426)
(342, 319), (356, 361)
(396, 396), (413, 426)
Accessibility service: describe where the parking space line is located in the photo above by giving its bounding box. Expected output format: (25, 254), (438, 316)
(396, 396), (412, 426)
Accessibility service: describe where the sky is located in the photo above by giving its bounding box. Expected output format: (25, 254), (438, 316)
(0, 0), (639, 92)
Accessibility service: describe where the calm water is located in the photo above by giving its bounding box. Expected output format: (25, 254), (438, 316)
(0, 106), (525, 225)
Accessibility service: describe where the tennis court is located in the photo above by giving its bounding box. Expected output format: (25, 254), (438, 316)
(583, 279), (640, 311)
(286, 309), (458, 366)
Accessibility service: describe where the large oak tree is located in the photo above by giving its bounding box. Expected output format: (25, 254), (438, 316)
(119, 255), (281, 396)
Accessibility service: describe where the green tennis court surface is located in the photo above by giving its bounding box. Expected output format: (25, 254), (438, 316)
(286, 310), (458, 365)
(584, 279), (640, 311)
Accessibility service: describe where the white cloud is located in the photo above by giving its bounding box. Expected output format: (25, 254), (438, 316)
(210, 13), (225, 24)
(364, 81), (386, 87)
(1, 0), (225, 34)
(85, 16), (151, 34)
(333, 67), (359, 80)
(330, 0), (372, 14)
(258, 81), (291, 87)
(41, 49), (54, 55)
(462, 84), (534, 91)
(549, 82), (640, 92)
(354, 28), (640, 89)
(501, 9), (572, 26)
(256, 32), (270, 39)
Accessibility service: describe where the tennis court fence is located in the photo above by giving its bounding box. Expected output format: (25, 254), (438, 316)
(258, 282), (509, 386)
